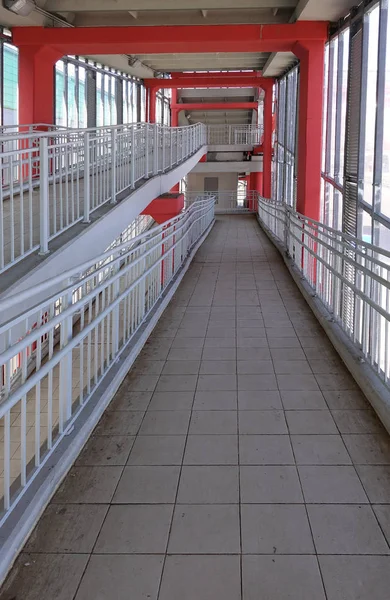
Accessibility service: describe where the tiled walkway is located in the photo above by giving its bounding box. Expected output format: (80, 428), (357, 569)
(2, 215), (390, 599)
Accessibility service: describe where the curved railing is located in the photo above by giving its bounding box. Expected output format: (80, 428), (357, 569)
(0, 121), (207, 274)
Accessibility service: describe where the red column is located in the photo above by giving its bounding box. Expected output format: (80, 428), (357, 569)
(293, 40), (325, 221)
(262, 80), (273, 199)
(249, 171), (263, 194)
(149, 88), (157, 123)
(18, 45), (61, 125)
(171, 89), (178, 127)
(145, 88), (150, 122)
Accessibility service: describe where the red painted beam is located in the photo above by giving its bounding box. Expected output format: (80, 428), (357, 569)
(12, 23), (328, 56)
(144, 77), (270, 90)
(172, 102), (258, 111)
(169, 71), (263, 79)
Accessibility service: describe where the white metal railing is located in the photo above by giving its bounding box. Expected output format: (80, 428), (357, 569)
(257, 196), (390, 389)
(0, 196), (214, 520)
(206, 124), (263, 146)
(0, 121), (207, 274)
(185, 190), (258, 212)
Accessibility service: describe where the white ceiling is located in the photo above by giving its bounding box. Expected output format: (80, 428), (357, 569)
(0, 0), (358, 125)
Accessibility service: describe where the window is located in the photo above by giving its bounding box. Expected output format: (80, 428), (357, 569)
(54, 56), (151, 129)
(274, 66), (298, 207)
(3, 43), (18, 126)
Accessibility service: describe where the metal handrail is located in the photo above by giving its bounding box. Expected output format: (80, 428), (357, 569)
(0, 195), (215, 519)
(0, 121), (207, 274)
(257, 196), (390, 390)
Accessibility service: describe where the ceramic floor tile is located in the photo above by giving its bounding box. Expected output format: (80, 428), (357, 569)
(285, 410), (338, 434)
(113, 466), (180, 503)
(177, 466), (239, 504)
(238, 391), (283, 410)
(241, 504), (314, 554)
(184, 435), (239, 465)
(95, 504), (173, 553)
(168, 504), (240, 553)
(242, 555), (326, 600)
(147, 391), (194, 411)
(239, 410), (288, 434)
(319, 555), (390, 600)
(0, 554), (89, 600)
(239, 435), (295, 465)
(240, 466), (303, 503)
(356, 465), (390, 502)
(298, 465), (369, 503)
(159, 555), (241, 600)
(52, 466), (122, 504)
(74, 555), (164, 600)
(189, 410), (238, 434)
(139, 411), (191, 435)
(25, 504), (108, 553)
(127, 435), (186, 465)
(291, 435), (352, 465)
(193, 391), (237, 410)
(307, 504), (389, 554)
(76, 435), (135, 466)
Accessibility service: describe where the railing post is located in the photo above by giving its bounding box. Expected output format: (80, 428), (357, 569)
(170, 127), (173, 167)
(153, 125), (158, 175)
(162, 127), (166, 172)
(110, 128), (117, 204)
(131, 125), (135, 188)
(39, 137), (50, 255)
(228, 125), (232, 145)
(83, 132), (91, 223)
(59, 285), (73, 428)
(112, 268), (120, 356)
(145, 124), (150, 178)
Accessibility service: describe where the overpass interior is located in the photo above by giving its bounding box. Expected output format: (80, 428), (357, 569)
(1, 0), (390, 598)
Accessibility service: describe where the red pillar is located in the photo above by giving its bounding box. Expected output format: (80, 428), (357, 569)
(249, 171), (263, 194)
(145, 88), (150, 122)
(293, 40), (325, 221)
(262, 80), (273, 199)
(171, 89), (178, 127)
(149, 88), (157, 123)
(18, 45), (61, 125)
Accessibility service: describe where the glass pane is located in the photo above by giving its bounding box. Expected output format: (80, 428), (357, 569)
(359, 209), (373, 244)
(104, 74), (110, 125)
(339, 28), (350, 183)
(381, 3), (390, 218)
(123, 81), (128, 124)
(96, 72), (103, 127)
(55, 60), (67, 127)
(78, 66), (87, 128)
(363, 5), (380, 206)
(67, 63), (78, 128)
(377, 221), (390, 252)
(3, 43), (19, 126)
(110, 76), (117, 125)
(329, 37), (338, 178)
(322, 44), (329, 173)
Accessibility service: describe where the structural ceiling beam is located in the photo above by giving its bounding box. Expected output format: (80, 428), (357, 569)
(12, 22), (329, 56)
(144, 77), (273, 89)
(45, 0), (298, 11)
(171, 102), (258, 110)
